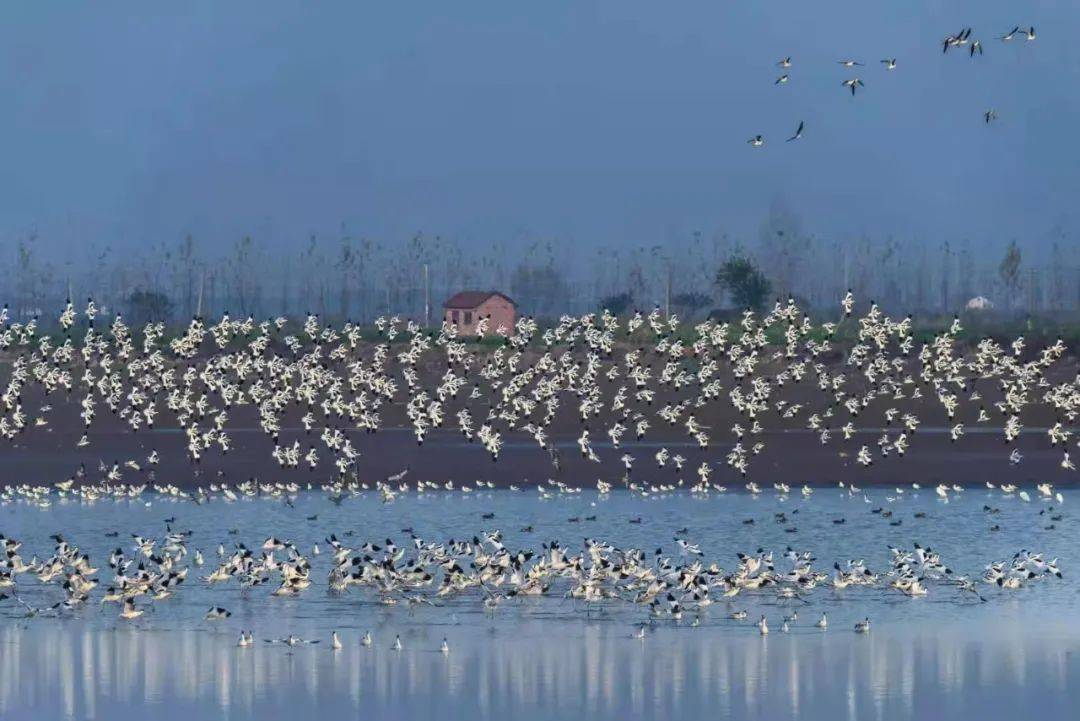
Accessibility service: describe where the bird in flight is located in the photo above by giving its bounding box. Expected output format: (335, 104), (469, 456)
(842, 78), (865, 96)
(775, 74), (790, 85)
(984, 109), (998, 124)
(943, 28), (973, 53)
(837, 59), (864, 68)
(777, 57), (792, 68)
(881, 58), (897, 70)
(786, 121), (804, 142)
(1000, 26), (1020, 42)
(747, 135), (764, 147)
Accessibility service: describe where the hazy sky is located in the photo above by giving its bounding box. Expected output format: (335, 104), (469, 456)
(2, 1), (1078, 255)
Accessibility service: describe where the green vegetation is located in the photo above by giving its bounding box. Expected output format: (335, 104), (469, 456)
(715, 256), (772, 311)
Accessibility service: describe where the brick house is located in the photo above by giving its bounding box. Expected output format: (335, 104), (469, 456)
(443, 291), (516, 336)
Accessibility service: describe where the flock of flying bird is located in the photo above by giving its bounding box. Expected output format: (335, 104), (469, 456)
(0, 289), (1077, 488)
(748, 24), (1038, 148)
(0, 291), (1074, 643)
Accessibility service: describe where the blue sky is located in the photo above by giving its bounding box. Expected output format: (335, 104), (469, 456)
(2, 1), (1077, 254)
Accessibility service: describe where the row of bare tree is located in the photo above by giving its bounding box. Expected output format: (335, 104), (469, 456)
(2, 215), (1077, 325)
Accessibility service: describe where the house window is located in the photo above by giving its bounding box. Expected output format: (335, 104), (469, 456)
(464, 311), (473, 324)
(452, 311), (460, 323)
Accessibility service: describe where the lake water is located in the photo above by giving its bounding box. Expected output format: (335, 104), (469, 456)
(1, 487), (1078, 720)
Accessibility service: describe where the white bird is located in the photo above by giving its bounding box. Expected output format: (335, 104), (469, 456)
(119, 598), (143, 620)
(842, 78), (865, 96)
(265, 635), (320, 647)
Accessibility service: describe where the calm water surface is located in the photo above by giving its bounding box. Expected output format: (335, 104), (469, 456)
(1, 488), (1078, 720)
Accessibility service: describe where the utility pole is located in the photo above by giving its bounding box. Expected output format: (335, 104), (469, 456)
(665, 263), (672, 318)
(1028, 268), (1037, 312)
(842, 244), (850, 294)
(423, 263), (430, 328)
(941, 241), (951, 313)
(196, 269), (205, 318)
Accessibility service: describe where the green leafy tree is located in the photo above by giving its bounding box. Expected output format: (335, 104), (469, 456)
(671, 291), (712, 318)
(998, 240), (1022, 310)
(127, 289), (174, 325)
(715, 256), (772, 311)
(599, 292), (633, 315)
(511, 261), (569, 318)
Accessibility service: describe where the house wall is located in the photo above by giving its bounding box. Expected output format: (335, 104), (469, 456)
(476, 296), (515, 334)
(443, 295), (516, 335)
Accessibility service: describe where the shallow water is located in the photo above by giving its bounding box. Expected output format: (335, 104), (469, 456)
(1, 488), (1078, 720)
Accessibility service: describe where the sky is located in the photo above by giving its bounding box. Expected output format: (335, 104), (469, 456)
(2, 1), (1078, 257)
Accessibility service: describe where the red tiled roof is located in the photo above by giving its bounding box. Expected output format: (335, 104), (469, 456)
(443, 291), (515, 309)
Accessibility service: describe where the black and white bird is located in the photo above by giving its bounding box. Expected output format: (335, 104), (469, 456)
(842, 78), (865, 96)
(748, 135), (764, 147)
(881, 58), (897, 70)
(943, 28), (972, 53)
(265, 635), (320, 646)
(786, 121), (804, 142)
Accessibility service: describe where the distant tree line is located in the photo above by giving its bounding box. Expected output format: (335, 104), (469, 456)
(2, 203), (1078, 326)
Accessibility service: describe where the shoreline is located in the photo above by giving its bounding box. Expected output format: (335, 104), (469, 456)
(2, 425), (1073, 490)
